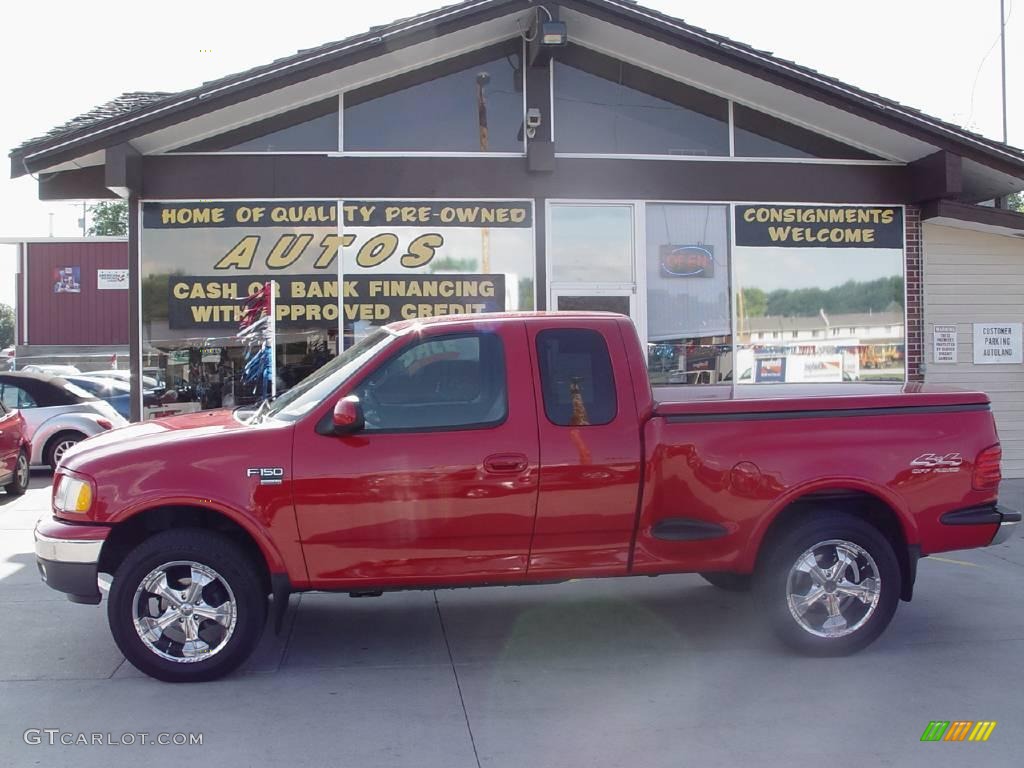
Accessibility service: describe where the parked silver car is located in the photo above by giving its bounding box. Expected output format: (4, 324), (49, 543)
(0, 372), (128, 469)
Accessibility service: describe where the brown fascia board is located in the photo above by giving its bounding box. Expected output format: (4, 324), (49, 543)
(10, 0), (531, 178)
(558, 0), (1024, 181)
(920, 199), (1024, 233)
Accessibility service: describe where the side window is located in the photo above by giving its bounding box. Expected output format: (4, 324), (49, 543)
(354, 333), (507, 431)
(1, 385), (35, 410)
(536, 329), (616, 426)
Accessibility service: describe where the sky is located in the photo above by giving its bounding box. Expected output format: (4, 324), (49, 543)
(0, 0), (1021, 311)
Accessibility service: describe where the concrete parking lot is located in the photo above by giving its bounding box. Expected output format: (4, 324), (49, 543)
(1, 472), (1021, 768)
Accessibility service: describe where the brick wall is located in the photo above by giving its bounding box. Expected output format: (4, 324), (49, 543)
(904, 205), (923, 382)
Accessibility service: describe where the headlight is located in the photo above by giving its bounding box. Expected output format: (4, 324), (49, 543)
(54, 474), (93, 513)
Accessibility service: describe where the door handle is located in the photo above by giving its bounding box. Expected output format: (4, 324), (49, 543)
(483, 453), (529, 474)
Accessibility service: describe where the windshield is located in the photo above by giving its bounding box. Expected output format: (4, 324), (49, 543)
(260, 328), (395, 423)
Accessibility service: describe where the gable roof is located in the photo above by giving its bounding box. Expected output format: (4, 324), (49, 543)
(10, 0), (1024, 188)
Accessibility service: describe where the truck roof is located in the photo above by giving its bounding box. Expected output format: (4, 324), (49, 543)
(385, 311), (624, 333)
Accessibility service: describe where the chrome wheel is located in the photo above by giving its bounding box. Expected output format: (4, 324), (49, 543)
(15, 452), (29, 488)
(132, 561), (238, 663)
(52, 438), (78, 466)
(786, 539), (881, 639)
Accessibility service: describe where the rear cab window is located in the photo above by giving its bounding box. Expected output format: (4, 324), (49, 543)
(536, 329), (617, 426)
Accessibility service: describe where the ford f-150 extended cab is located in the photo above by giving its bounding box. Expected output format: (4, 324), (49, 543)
(34, 313), (1020, 682)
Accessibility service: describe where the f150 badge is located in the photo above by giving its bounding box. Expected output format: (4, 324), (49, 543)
(910, 453), (963, 475)
(247, 467), (285, 485)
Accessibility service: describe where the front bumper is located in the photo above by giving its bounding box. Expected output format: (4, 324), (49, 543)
(34, 518), (110, 605)
(939, 504), (1021, 546)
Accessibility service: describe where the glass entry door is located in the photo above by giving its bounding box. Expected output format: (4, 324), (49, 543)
(547, 202), (644, 340)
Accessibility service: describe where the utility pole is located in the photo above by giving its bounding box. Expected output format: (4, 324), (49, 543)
(1001, 0), (1008, 144)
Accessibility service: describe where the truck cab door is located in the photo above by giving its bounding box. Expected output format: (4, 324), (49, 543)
(292, 322), (540, 588)
(526, 321), (644, 578)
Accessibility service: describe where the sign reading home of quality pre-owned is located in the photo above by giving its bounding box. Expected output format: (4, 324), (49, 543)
(167, 274), (506, 329)
(735, 206), (904, 248)
(973, 323), (1023, 364)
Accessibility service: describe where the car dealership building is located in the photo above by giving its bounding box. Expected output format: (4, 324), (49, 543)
(9, 0), (1024, 473)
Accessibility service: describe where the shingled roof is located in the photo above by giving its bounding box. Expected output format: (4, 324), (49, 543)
(10, 0), (1024, 181)
(14, 92), (173, 154)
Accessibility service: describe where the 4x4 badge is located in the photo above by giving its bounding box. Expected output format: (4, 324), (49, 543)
(910, 453), (963, 474)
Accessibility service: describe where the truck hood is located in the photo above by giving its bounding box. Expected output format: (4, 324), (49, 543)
(61, 408), (252, 473)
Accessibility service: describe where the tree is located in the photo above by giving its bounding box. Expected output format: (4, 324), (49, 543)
(1009, 192), (1023, 213)
(0, 303), (14, 348)
(87, 200), (128, 236)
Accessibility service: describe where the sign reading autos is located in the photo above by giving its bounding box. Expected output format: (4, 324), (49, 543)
(141, 200), (532, 337)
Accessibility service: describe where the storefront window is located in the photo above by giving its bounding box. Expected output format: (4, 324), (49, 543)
(645, 204), (732, 385)
(172, 100), (340, 153)
(344, 50), (524, 153)
(733, 104), (880, 160)
(732, 205), (905, 384)
(549, 204), (634, 283)
(553, 51), (730, 156)
(139, 199), (534, 419)
(225, 111), (339, 152)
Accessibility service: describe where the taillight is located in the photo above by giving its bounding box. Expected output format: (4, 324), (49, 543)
(973, 444), (1002, 491)
(96, 419), (113, 430)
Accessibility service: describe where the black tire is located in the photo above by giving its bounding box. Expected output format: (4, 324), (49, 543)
(107, 529), (268, 682)
(755, 512), (900, 656)
(44, 431), (85, 471)
(699, 572), (752, 592)
(4, 449), (30, 496)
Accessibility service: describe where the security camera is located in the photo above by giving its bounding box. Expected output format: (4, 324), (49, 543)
(525, 108), (542, 139)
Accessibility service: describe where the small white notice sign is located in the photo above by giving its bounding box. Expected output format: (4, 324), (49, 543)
(973, 323), (1023, 365)
(97, 269), (128, 290)
(933, 325), (958, 363)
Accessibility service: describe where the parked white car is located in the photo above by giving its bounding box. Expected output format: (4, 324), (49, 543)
(0, 372), (128, 469)
(20, 364), (82, 377)
(83, 369), (160, 390)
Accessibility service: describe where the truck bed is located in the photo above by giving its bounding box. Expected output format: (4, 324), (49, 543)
(653, 382), (990, 418)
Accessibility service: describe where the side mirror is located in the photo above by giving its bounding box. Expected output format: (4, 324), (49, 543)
(331, 395), (364, 435)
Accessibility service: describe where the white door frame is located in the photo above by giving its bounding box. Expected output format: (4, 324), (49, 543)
(545, 200), (648, 345)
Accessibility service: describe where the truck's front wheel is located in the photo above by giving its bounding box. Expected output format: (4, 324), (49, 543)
(756, 513), (900, 656)
(107, 529), (267, 682)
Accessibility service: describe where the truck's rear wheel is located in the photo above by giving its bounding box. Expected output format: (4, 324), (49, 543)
(107, 529), (267, 682)
(755, 513), (900, 656)
(699, 572), (752, 592)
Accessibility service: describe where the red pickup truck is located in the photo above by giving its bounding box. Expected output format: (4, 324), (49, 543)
(35, 313), (1019, 682)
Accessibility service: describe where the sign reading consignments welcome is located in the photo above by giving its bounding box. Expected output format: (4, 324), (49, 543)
(735, 205), (903, 248)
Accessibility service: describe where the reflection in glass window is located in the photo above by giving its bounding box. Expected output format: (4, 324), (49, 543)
(734, 104), (880, 160)
(554, 59), (729, 155)
(355, 334), (507, 431)
(645, 204), (732, 385)
(225, 111), (339, 152)
(549, 204), (633, 283)
(734, 246), (905, 384)
(536, 329), (616, 426)
(344, 54), (524, 152)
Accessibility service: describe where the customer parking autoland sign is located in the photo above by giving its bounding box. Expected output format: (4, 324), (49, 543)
(973, 323), (1023, 365)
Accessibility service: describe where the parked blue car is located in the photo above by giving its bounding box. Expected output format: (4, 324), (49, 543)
(65, 376), (131, 420)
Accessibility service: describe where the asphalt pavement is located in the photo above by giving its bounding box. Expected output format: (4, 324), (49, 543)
(1, 471), (1021, 768)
